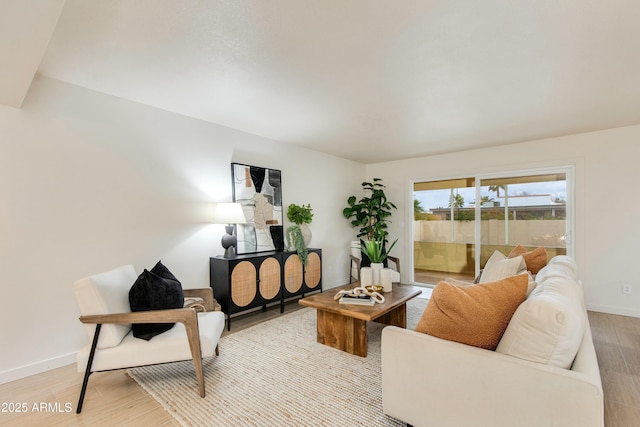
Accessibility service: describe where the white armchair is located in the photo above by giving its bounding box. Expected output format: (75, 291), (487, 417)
(73, 265), (225, 413)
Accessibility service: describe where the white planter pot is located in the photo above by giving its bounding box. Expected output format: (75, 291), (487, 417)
(299, 223), (312, 246)
(370, 262), (384, 286)
(360, 267), (373, 286)
(380, 268), (393, 293)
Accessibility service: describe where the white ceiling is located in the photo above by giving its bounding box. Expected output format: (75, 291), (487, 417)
(4, 0), (640, 164)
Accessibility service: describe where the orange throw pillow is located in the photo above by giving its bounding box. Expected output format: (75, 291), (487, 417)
(508, 245), (548, 274)
(415, 275), (528, 350)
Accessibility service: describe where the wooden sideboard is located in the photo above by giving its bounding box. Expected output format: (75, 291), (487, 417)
(210, 249), (322, 330)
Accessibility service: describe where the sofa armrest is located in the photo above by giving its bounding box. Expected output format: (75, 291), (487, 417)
(381, 326), (603, 427)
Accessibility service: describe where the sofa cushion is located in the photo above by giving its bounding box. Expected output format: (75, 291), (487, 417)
(73, 264), (137, 349)
(508, 245), (548, 274)
(496, 259), (585, 369)
(415, 275), (528, 350)
(129, 268), (184, 340)
(535, 256), (578, 285)
(547, 255), (578, 275)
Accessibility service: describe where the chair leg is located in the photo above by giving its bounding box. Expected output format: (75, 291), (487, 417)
(215, 344), (219, 356)
(193, 355), (205, 397)
(76, 324), (102, 414)
(184, 314), (205, 397)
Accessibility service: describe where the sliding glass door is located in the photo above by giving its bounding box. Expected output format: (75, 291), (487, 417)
(413, 178), (476, 285)
(413, 168), (571, 285)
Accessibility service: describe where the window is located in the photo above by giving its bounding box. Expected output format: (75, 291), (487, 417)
(413, 168), (572, 285)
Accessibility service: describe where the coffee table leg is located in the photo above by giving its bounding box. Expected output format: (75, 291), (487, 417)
(373, 303), (407, 328)
(316, 310), (368, 357)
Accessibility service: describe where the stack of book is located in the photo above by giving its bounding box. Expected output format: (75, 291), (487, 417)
(338, 293), (376, 306)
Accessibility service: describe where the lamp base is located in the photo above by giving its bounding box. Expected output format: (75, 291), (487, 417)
(223, 246), (236, 258)
(221, 225), (237, 258)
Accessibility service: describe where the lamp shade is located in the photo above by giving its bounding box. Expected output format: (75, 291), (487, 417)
(212, 202), (246, 225)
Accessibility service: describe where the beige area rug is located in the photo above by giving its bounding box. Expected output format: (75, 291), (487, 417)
(129, 297), (428, 427)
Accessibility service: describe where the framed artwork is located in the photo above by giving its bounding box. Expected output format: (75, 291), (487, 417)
(231, 162), (284, 254)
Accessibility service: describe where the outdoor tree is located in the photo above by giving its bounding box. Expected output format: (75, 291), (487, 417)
(414, 199), (424, 220)
(449, 193), (464, 210)
(489, 184), (506, 197)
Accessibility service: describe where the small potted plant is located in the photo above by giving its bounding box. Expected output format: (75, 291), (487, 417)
(285, 203), (313, 265)
(287, 203), (313, 225)
(360, 239), (397, 292)
(360, 239), (397, 264)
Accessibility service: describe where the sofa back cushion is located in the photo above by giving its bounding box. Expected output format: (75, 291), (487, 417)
(534, 256), (584, 304)
(496, 257), (585, 369)
(73, 264), (136, 349)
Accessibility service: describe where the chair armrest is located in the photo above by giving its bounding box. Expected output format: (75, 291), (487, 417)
(387, 256), (400, 274)
(79, 308), (197, 325)
(349, 255), (362, 282)
(183, 288), (218, 311)
(349, 255), (361, 268)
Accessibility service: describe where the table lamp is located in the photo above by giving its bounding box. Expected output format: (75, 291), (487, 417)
(212, 202), (246, 258)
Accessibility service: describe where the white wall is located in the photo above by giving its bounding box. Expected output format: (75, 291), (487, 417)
(367, 125), (640, 318)
(0, 76), (365, 382)
(4, 75), (639, 383)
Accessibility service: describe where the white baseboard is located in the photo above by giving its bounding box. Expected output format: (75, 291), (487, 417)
(586, 303), (640, 318)
(0, 352), (77, 385)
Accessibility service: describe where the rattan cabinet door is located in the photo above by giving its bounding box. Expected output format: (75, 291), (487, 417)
(283, 254), (303, 294)
(259, 257), (281, 300)
(305, 251), (321, 290)
(211, 252), (280, 331)
(282, 249), (322, 298)
(231, 261), (257, 307)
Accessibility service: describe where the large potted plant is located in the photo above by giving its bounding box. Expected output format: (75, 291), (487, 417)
(342, 178), (397, 243)
(343, 178), (398, 290)
(285, 203), (313, 265)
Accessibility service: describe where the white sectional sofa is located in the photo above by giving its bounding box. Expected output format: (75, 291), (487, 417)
(381, 256), (603, 427)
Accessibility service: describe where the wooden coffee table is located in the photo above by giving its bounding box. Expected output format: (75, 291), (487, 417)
(298, 283), (422, 357)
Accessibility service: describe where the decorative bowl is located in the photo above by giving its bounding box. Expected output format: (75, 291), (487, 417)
(365, 285), (383, 293)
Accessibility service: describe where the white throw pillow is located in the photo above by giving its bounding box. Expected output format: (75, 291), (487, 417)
(443, 277), (476, 287)
(73, 265), (136, 349)
(479, 251), (527, 284)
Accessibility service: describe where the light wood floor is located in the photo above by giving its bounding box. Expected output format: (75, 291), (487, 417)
(1, 301), (639, 426)
(588, 310), (640, 426)
(0, 301), (305, 427)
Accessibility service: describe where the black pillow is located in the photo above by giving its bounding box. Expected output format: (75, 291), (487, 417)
(129, 264), (184, 340)
(150, 260), (182, 287)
